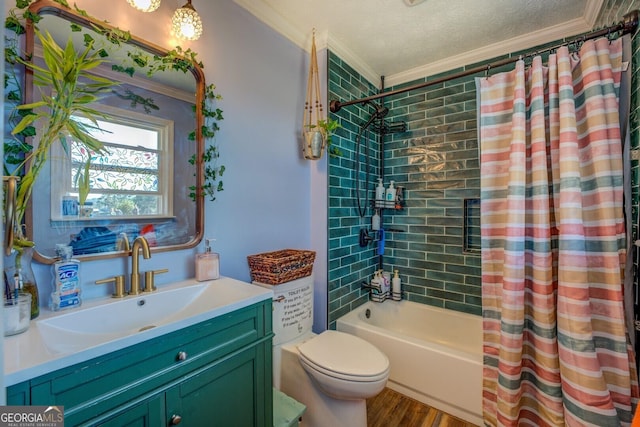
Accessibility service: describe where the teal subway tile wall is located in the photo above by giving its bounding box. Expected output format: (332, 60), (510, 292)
(327, 0), (640, 329)
(380, 73), (482, 316)
(327, 53), (483, 328)
(328, 52), (381, 328)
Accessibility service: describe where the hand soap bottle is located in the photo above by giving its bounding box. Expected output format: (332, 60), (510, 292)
(196, 239), (220, 281)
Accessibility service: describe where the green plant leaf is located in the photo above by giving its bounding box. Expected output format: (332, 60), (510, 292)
(11, 113), (39, 135)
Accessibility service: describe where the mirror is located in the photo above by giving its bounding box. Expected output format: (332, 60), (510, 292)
(21, 1), (205, 263)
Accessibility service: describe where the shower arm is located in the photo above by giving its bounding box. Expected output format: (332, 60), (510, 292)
(329, 10), (639, 114)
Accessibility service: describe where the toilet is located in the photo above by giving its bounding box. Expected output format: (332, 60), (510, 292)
(254, 276), (390, 427)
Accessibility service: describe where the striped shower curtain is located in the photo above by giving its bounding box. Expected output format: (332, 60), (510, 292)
(478, 37), (638, 426)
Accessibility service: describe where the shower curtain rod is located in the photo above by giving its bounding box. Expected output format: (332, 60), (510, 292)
(329, 10), (639, 114)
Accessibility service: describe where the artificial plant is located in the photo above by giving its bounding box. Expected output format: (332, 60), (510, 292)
(306, 118), (342, 157)
(188, 83), (225, 202)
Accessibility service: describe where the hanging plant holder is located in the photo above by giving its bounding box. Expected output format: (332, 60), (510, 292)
(302, 30), (325, 160)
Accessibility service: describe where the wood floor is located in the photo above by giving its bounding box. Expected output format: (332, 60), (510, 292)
(366, 388), (479, 427)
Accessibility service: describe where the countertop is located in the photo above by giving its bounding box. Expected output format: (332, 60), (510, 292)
(4, 276), (272, 386)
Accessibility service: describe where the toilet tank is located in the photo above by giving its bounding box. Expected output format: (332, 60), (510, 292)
(253, 275), (314, 346)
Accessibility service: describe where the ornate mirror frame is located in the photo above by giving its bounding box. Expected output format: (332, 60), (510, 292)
(22, 0), (205, 264)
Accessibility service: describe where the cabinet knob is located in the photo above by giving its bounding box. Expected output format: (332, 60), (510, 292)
(170, 414), (182, 425)
(176, 351), (188, 361)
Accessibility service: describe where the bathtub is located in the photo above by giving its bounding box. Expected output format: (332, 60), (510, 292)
(336, 300), (483, 425)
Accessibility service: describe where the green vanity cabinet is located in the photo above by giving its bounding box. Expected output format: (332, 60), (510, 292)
(95, 395), (165, 427)
(7, 300), (273, 426)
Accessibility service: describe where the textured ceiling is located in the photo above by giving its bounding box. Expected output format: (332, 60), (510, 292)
(234, 0), (604, 86)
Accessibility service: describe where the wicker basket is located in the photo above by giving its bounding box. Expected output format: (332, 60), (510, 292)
(247, 249), (316, 285)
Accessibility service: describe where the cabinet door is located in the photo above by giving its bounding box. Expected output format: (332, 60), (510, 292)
(166, 345), (271, 427)
(93, 394), (164, 427)
(7, 382), (30, 405)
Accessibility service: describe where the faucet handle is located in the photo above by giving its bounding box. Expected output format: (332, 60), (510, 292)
(143, 268), (168, 292)
(96, 275), (126, 298)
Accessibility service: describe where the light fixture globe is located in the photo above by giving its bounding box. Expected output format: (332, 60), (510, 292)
(127, 0), (161, 13)
(172, 0), (203, 41)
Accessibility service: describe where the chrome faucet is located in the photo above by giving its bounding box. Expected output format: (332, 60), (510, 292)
(130, 236), (151, 295)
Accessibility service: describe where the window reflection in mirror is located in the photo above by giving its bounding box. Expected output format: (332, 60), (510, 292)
(51, 105), (174, 222)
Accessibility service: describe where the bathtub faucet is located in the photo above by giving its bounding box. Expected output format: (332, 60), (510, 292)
(361, 281), (381, 294)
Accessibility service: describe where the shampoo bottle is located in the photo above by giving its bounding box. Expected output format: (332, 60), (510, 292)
(385, 180), (396, 208)
(375, 178), (385, 207)
(372, 209), (380, 231)
(50, 244), (81, 311)
(196, 239), (220, 281)
(392, 269), (401, 301)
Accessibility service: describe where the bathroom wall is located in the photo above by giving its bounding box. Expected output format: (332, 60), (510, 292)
(327, 56), (482, 327)
(3, 1), (320, 305)
(327, 0), (640, 327)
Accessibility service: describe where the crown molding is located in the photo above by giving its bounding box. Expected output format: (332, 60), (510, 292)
(325, 34), (380, 87)
(385, 15), (593, 87)
(583, 0), (606, 27)
(233, 0), (309, 50)
(233, 0), (379, 85)
(234, 0), (606, 88)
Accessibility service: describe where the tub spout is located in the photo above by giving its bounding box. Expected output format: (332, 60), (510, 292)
(361, 281), (381, 294)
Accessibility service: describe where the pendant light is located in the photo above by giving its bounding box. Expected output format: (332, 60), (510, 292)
(172, 0), (203, 41)
(127, 0), (161, 13)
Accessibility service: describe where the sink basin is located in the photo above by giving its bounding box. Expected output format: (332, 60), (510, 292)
(37, 282), (208, 353)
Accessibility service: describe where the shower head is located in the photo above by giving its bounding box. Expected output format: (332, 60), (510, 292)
(360, 100), (389, 130)
(372, 121), (407, 134)
(362, 100), (389, 120)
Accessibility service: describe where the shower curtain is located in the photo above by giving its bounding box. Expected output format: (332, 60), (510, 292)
(478, 37), (638, 426)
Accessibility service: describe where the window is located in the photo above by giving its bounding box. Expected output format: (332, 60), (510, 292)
(50, 105), (174, 220)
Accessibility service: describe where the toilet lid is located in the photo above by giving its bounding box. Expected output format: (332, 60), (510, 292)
(297, 330), (389, 378)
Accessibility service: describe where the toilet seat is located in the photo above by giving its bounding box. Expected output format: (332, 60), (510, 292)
(297, 330), (389, 382)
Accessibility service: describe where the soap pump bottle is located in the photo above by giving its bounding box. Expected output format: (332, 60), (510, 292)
(375, 178), (385, 207)
(372, 209), (380, 231)
(385, 180), (396, 208)
(392, 269), (401, 301)
(195, 239), (220, 281)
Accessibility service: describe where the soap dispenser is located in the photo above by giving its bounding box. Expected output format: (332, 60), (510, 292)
(385, 180), (396, 208)
(375, 178), (385, 207)
(372, 209), (381, 231)
(392, 270), (402, 301)
(195, 239), (220, 281)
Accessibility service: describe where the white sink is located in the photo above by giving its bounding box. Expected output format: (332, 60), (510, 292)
(34, 278), (267, 355)
(39, 284), (207, 332)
